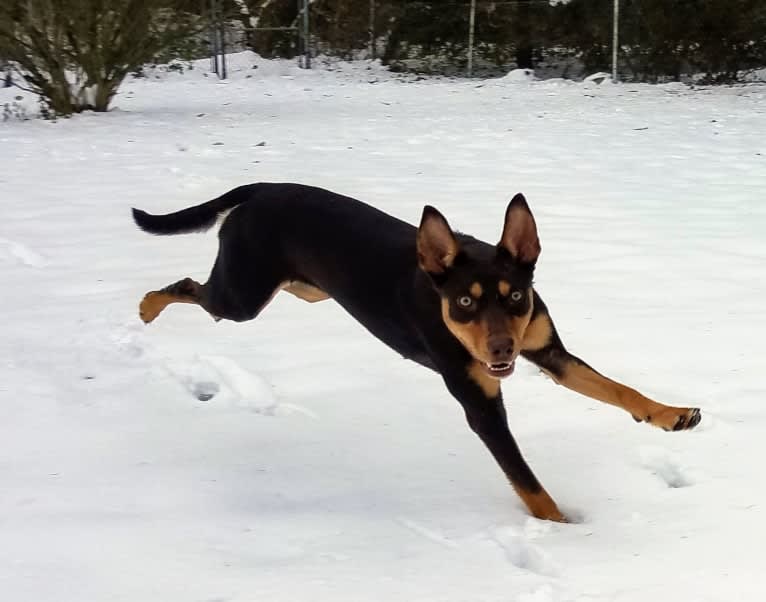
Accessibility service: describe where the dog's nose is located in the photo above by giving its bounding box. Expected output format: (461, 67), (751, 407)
(488, 336), (514, 361)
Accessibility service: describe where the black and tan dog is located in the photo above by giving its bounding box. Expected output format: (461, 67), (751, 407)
(133, 183), (701, 522)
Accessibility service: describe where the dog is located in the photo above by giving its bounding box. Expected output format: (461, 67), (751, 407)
(132, 183), (701, 522)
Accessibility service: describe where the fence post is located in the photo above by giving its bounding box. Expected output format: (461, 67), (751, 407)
(209, 0), (217, 74)
(219, 8), (227, 79)
(302, 0), (311, 68)
(467, 0), (476, 76)
(612, 0), (620, 82)
(209, 0), (227, 79)
(369, 0), (376, 60)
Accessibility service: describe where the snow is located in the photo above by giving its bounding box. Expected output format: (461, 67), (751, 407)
(502, 68), (536, 83)
(583, 72), (612, 85)
(2, 52), (766, 601)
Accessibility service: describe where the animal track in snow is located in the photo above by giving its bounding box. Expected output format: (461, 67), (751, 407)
(191, 380), (220, 401)
(162, 354), (277, 413)
(398, 518), (457, 549)
(639, 446), (695, 488)
(517, 584), (557, 602)
(491, 525), (559, 576)
(0, 237), (47, 267)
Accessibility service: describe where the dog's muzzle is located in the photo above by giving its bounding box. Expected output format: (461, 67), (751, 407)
(483, 360), (515, 379)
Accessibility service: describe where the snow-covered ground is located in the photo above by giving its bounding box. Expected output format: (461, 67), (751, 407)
(2, 53), (765, 602)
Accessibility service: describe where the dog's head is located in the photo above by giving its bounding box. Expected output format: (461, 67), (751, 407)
(417, 193), (540, 379)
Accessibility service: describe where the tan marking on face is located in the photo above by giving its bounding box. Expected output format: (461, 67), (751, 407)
(467, 361), (501, 397)
(470, 282), (483, 298)
(441, 298), (491, 361)
(282, 281), (331, 303)
(521, 311), (553, 351)
(498, 280), (511, 297)
(442, 290), (535, 364)
(505, 289), (535, 353)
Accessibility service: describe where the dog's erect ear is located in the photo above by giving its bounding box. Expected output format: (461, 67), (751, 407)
(417, 206), (460, 274)
(498, 193), (540, 264)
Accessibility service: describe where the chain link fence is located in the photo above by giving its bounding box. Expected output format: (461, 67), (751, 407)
(209, 0), (766, 83)
(371, 1), (575, 77)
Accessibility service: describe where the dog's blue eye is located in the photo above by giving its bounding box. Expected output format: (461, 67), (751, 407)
(457, 296), (474, 308)
(510, 291), (523, 302)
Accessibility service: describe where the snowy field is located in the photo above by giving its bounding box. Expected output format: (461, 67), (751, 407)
(2, 53), (766, 602)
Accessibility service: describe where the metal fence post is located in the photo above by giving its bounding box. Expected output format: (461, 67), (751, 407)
(209, 0), (227, 79)
(369, 0), (376, 60)
(612, 0), (620, 82)
(467, 0), (476, 76)
(219, 11), (227, 79)
(302, 0), (311, 69)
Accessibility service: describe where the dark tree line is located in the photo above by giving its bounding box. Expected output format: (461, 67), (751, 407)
(2, 0), (764, 116)
(563, 0), (766, 82)
(237, 0), (766, 82)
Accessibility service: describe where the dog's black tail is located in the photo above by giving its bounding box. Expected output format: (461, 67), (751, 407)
(132, 184), (256, 235)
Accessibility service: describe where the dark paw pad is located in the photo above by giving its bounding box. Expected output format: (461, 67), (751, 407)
(687, 408), (702, 428)
(672, 408), (702, 431)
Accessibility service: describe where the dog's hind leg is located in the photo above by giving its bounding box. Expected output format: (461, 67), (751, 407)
(139, 273), (286, 325)
(139, 277), (210, 324)
(139, 211), (290, 325)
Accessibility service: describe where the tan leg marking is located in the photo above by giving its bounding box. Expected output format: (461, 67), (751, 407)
(498, 280), (511, 297)
(467, 360), (501, 397)
(140, 292), (197, 323)
(282, 281), (331, 303)
(556, 363), (701, 431)
(139, 278), (204, 324)
(514, 487), (568, 522)
(520, 311), (700, 430)
(466, 358), (564, 522)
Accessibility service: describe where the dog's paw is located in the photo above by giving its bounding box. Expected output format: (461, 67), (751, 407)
(139, 291), (167, 324)
(544, 510), (569, 524)
(634, 406), (701, 432)
(668, 407), (702, 431)
(530, 504), (569, 523)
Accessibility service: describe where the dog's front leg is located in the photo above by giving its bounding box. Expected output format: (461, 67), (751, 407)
(443, 363), (566, 522)
(521, 304), (701, 432)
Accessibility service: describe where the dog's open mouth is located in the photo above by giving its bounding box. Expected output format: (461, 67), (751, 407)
(483, 360), (515, 379)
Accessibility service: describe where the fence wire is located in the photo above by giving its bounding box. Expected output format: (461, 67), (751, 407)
(210, 0), (766, 83)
